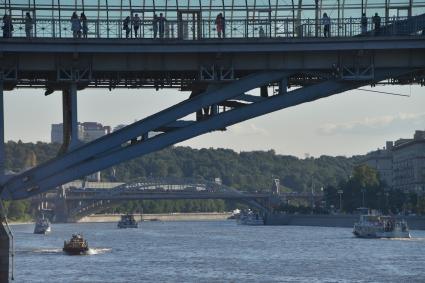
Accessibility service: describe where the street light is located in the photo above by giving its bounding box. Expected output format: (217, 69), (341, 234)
(385, 192), (390, 211)
(361, 189), (366, 207)
(337, 190), (343, 212)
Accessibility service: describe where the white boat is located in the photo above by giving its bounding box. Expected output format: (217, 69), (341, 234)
(117, 214), (138, 228)
(353, 214), (410, 238)
(34, 217), (51, 234)
(237, 210), (264, 225)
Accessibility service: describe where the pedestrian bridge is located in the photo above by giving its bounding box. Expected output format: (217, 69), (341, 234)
(38, 178), (275, 222)
(2, 1), (425, 40)
(1, 0), (425, 201)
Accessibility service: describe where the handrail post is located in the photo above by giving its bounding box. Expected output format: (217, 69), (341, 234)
(52, 19), (56, 38)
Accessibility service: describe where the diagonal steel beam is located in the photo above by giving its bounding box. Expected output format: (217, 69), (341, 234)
(3, 68), (408, 200)
(1, 71), (289, 198)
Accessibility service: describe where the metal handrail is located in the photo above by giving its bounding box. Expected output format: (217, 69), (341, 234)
(2, 16), (423, 40)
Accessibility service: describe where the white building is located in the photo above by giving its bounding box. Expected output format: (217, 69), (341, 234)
(392, 131), (425, 193)
(361, 141), (394, 188)
(51, 122), (111, 143)
(51, 123), (84, 144)
(80, 122), (111, 142)
(362, 130), (425, 193)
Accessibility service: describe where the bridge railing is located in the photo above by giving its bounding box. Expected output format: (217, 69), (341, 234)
(3, 16), (424, 40)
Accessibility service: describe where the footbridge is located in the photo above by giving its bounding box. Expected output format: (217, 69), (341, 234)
(1, 1), (425, 281)
(37, 178), (274, 222)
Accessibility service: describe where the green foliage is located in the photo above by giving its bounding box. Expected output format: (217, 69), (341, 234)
(3, 141), (360, 218)
(1, 200), (33, 221)
(322, 165), (422, 215)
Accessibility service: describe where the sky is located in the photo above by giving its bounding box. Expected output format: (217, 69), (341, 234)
(4, 84), (425, 158)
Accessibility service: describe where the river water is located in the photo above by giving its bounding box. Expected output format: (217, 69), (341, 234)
(11, 221), (425, 282)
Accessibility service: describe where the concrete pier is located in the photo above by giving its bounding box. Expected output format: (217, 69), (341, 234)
(0, 222), (10, 283)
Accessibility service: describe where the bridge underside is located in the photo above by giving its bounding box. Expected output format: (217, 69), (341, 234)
(1, 37), (425, 90)
(0, 37), (423, 201)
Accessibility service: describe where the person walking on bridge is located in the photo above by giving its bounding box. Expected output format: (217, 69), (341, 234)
(153, 14), (159, 39)
(321, 13), (331, 37)
(361, 13), (368, 35)
(372, 13), (381, 36)
(123, 16), (131, 39)
(2, 14), (13, 38)
(71, 12), (82, 38)
(133, 13), (141, 38)
(80, 13), (88, 38)
(215, 13), (224, 38)
(25, 12), (33, 39)
(158, 13), (167, 39)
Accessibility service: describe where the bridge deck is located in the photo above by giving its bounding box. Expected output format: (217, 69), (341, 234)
(1, 36), (425, 53)
(1, 35), (424, 90)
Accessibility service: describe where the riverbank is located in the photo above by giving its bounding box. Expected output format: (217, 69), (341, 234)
(78, 212), (233, 223)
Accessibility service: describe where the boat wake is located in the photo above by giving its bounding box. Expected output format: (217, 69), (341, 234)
(384, 237), (425, 242)
(18, 247), (112, 256)
(86, 248), (112, 255)
(27, 248), (63, 255)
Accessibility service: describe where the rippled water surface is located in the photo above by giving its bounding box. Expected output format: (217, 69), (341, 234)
(11, 221), (425, 282)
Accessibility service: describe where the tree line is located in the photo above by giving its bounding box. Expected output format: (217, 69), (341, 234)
(3, 141), (359, 220)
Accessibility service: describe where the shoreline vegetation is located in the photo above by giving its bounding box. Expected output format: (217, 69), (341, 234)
(3, 141), (358, 221)
(3, 141), (425, 221)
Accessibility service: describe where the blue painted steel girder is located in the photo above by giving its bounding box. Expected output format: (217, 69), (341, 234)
(2, 68), (410, 200)
(1, 71), (289, 199)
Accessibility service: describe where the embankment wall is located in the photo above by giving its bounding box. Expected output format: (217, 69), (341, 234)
(78, 212), (232, 222)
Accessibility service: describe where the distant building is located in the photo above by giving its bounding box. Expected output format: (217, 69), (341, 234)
(51, 122), (111, 143)
(51, 123), (84, 144)
(80, 122), (111, 142)
(361, 141), (394, 188)
(392, 131), (425, 193)
(362, 130), (425, 193)
(113, 124), (127, 132)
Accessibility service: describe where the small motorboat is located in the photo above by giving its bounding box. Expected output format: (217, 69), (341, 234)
(63, 234), (89, 255)
(34, 217), (51, 234)
(117, 214), (138, 228)
(237, 209), (264, 225)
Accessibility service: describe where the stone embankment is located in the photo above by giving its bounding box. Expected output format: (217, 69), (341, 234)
(79, 212), (232, 223)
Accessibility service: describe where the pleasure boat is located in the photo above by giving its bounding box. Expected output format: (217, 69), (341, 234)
(353, 214), (410, 239)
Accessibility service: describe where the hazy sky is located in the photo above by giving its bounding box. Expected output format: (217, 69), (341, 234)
(4, 84), (425, 158)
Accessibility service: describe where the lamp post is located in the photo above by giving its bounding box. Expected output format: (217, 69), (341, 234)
(361, 189), (366, 207)
(385, 192), (390, 212)
(337, 190), (343, 212)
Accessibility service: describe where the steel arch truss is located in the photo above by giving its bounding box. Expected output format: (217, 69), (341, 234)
(0, 68), (410, 200)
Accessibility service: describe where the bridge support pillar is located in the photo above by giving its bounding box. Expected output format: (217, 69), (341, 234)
(60, 82), (80, 153)
(53, 186), (70, 223)
(0, 80), (10, 283)
(0, 80), (4, 181)
(0, 221), (10, 283)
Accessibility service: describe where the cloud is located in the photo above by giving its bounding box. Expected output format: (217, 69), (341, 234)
(318, 112), (425, 136)
(229, 123), (269, 136)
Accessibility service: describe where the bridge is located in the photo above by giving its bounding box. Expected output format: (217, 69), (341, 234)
(33, 178), (322, 222)
(36, 178), (274, 222)
(0, 0), (425, 281)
